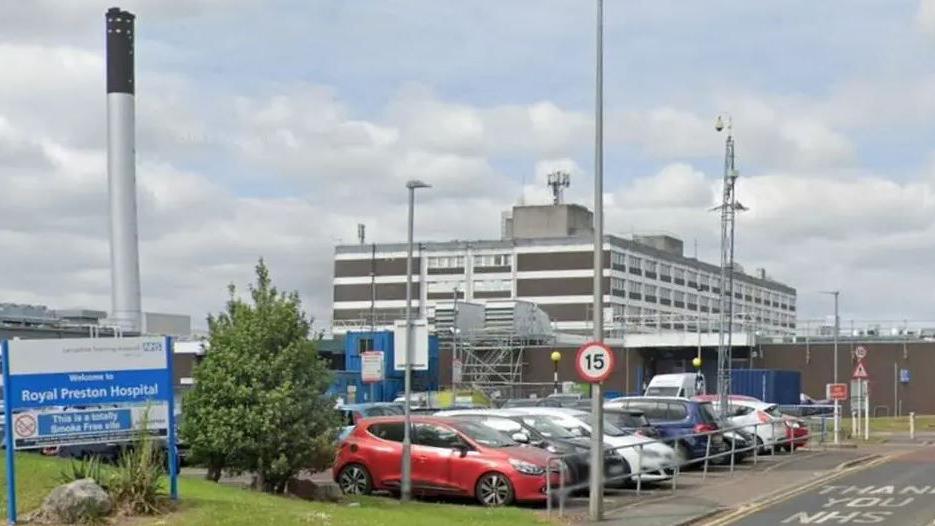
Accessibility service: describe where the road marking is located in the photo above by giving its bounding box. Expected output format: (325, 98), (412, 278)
(701, 453), (902, 526)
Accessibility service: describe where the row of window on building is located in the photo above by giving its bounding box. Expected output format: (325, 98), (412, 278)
(425, 251), (793, 311)
(427, 254), (512, 269)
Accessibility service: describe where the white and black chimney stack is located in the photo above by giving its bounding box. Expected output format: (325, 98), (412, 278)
(106, 7), (142, 333)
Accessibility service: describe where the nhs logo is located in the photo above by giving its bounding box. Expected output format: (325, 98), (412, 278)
(141, 341), (163, 353)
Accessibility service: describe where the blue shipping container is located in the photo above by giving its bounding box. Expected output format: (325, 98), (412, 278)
(731, 369), (801, 405)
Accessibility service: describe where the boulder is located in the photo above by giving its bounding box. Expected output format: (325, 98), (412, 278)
(39, 478), (112, 524)
(286, 477), (343, 502)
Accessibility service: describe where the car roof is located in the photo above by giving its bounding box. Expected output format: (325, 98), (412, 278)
(496, 407), (588, 419)
(357, 415), (456, 425)
(338, 402), (398, 410)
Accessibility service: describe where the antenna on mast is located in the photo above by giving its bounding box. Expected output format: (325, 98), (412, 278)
(547, 171), (571, 204)
(357, 224), (366, 245)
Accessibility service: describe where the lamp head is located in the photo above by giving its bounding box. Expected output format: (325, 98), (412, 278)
(550, 351), (562, 363)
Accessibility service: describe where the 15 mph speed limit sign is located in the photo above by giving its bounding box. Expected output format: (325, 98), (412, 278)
(575, 342), (615, 383)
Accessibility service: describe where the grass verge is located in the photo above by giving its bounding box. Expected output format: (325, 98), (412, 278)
(838, 415), (935, 434)
(1, 454), (551, 526)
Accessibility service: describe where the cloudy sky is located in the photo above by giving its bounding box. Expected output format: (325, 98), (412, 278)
(2, 1), (935, 330)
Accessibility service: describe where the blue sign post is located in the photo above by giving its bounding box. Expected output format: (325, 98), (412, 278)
(2, 337), (177, 524)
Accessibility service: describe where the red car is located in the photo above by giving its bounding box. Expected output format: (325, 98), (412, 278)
(334, 416), (563, 506)
(784, 417), (810, 450)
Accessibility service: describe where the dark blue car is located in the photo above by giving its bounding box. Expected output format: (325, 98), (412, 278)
(606, 397), (725, 465)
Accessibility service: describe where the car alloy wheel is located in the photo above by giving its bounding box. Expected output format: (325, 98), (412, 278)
(476, 472), (514, 507)
(338, 464), (372, 495)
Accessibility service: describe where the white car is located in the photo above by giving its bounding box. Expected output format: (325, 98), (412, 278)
(719, 399), (787, 450)
(496, 407), (677, 483)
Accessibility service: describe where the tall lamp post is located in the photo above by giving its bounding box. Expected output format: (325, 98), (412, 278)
(589, 0), (606, 521)
(401, 179), (430, 503)
(551, 351), (562, 394)
(820, 290), (840, 444)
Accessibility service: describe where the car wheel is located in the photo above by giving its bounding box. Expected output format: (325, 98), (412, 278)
(475, 472), (514, 507)
(337, 464), (373, 496)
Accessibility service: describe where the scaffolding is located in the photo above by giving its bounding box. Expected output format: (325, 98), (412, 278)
(436, 301), (555, 398)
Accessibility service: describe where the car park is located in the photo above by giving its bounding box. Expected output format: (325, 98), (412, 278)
(606, 397), (726, 465)
(334, 415), (563, 506)
(435, 409), (629, 491)
(501, 407), (676, 483)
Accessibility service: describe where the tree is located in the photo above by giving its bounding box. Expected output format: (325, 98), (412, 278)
(181, 259), (337, 492)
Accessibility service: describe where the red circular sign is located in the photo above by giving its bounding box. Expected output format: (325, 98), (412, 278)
(14, 414), (36, 438)
(575, 342), (616, 383)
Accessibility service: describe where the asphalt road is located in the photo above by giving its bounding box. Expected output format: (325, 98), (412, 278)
(728, 446), (935, 526)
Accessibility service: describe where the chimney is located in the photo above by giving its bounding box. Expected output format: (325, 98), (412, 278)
(106, 7), (142, 332)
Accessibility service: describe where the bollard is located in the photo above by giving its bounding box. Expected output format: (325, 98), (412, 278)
(702, 434), (712, 480)
(636, 444), (643, 496)
(910, 412), (916, 440)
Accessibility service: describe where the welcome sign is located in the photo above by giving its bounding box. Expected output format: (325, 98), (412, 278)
(4, 337), (171, 409)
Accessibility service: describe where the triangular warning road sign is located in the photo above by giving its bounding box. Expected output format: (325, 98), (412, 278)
(852, 360), (869, 380)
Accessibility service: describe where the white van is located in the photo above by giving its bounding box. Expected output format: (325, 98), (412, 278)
(644, 373), (706, 398)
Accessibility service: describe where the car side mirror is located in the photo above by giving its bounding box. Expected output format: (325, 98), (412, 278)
(511, 432), (530, 444)
(454, 444), (469, 457)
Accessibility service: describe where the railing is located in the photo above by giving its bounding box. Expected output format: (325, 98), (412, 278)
(544, 416), (830, 517)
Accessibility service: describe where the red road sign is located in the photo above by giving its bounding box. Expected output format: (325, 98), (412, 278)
(575, 342), (615, 383)
(13, 414), (36, 438)
(852, 360), (869, 380)
(827, 383), (848, 401)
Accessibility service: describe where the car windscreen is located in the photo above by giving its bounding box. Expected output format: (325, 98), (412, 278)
(516, 415), (577, 440)
(609, 412), (647, 428)
(763, 405), (784, 418)
(451, 420), (516, 448)
(581, 414), (628, 437)
(645, 386), (681, 397)
(468, 417), (523, 435)
(698, 402), (720, 424)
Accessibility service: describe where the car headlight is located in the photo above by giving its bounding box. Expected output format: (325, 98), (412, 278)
(789, 421), (802, 429)
(641, 448), (662, 459)
(509, 458), (545, 476)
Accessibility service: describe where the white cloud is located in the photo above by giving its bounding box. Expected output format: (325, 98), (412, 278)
(918, 0), (935, 35)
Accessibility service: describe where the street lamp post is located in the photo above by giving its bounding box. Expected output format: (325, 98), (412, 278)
(401, 179), (430, 503)
(589, 0), (606, 521)
(551, 352), (562, 394)
(821, 290), (840, 444)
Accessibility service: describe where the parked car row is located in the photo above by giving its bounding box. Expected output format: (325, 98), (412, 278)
(332, 394), (811, 507)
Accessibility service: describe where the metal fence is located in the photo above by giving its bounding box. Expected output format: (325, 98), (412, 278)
(545, 417), (830, 517)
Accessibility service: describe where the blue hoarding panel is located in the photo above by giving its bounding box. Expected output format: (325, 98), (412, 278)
(7, 368), (171, 409)
(731, 369), (801, 405)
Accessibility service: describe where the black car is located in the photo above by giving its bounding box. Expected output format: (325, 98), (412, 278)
(446, 413), (629, 492)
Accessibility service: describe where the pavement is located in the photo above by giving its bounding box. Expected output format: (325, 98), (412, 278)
(711, 445), (935, 525)
(561, 446), (891, 525)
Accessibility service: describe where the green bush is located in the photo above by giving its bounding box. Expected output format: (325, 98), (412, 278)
(59, 455), (107, 487)
(107, 410), (167, 515)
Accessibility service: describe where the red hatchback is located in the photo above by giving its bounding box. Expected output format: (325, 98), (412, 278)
(334, 416), (562, 506)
